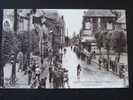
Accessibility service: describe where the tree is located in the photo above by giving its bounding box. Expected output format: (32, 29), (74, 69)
(111, 31), (126, 63)
(18, 31), (31, 71)
(102, 31), (112, 71)
(1, 29), (20, 86)
(94, 31), (103, 55)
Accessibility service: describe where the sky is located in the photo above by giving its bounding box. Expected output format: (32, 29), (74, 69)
(57, 9), (87, 38)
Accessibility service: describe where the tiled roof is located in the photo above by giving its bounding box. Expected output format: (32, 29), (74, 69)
(84, 9), (116, 17)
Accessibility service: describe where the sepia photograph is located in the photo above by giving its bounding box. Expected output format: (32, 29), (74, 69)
(0, 9), (128, 89)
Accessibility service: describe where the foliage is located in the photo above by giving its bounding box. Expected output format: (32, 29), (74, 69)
(111, 31), (126, 53)
(1, 31), (20, 66)
(18, 31), (29, 54)
(17, 30), (40, 56)
(103, 31), (112, 51)
(94, 31), (103, 52)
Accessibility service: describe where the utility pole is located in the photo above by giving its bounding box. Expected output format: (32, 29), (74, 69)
(27, 12), (31, 68)
(11, 9), (18, 86)
(67, 28), (68, 46)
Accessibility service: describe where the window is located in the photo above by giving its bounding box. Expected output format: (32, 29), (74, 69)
(85, 21), (92, 30)
(107, 22), (113, 30)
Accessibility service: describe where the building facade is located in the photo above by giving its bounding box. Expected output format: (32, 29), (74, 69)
(115, 11), (126, 31)
(80, 10), (116, 51)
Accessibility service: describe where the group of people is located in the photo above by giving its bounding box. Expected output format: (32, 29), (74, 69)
(22, 51), (71, 89)
(48, 65), (70, 88)
(27, 60), (44, 88)
(98, 56), (109, 71)
(98, 56), (127, 79)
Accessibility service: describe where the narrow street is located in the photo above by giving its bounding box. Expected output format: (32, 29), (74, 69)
(62, 47), (125, 88)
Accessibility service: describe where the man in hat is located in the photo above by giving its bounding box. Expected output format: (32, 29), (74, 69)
(98, 56), (102, 70)
(49, 66), (53, 84)
(77, 64), (82, 80)
(28, 64), (32, 85)
(38, 77), (47, 88)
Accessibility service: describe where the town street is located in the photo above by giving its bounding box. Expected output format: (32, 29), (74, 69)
(62, 47), (126, 88)
(1, 9), (128, 89)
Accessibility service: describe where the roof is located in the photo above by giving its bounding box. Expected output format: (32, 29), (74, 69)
(84, 9), (116, 17)
(116, 14), (126, 23)
(43, 10), (59, 20)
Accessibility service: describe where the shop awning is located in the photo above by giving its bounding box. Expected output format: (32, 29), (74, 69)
(81, 36), (96, 43)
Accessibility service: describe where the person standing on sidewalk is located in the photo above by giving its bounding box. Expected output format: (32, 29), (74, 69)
(38, 77), (47, 88)
(112, 61), (115, 74)
(32, 61), (36, 73)
(77, 64), (82, 80)
(17, 52), (23, 72)
(35, 65), (41, 81)
(63, 69), (70, 88)
(49, 66), (53, 86)
(52, 69), (59, 89)
(28, 65), (32, 85)
(64, 48), (66, 55)
(71, 46), (73, 50)
(92, 50), (96, 59)
(98, 56), (102, 70)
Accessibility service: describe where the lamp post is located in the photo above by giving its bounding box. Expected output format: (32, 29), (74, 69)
(27, 13), (31, 68)
(10, 9), (18, 86)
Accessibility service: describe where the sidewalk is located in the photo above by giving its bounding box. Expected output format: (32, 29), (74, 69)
(4, 57), (51, 88)
(92, 54), (128, 66)
(4, 63), (30, 88)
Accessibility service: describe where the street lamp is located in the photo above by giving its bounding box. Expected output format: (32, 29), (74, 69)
(10, 53), (15, 85)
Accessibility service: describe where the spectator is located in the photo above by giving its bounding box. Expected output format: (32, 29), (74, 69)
(38, 77), (47, 88)
(28, 65), (32, 85)
(63, 69), (70, 88)
(98, 56), (102, 70)
(49, 66), (53, 83)
(77, 64), (82, 80)
(35, 65), (41, 81)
